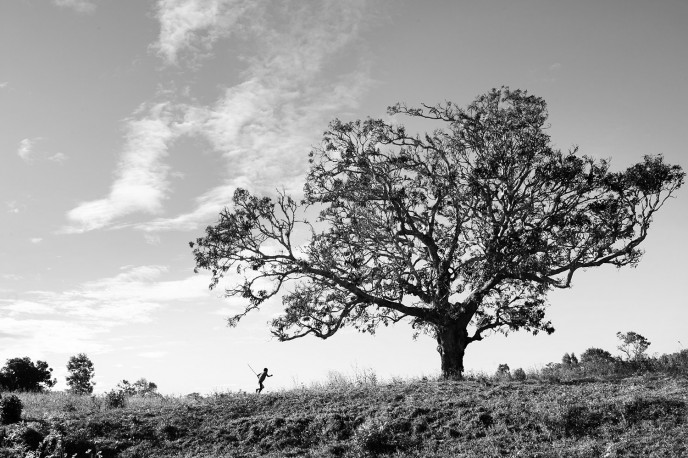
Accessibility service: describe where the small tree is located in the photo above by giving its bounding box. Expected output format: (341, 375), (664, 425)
(0, 357), (56, 392)
(616, 331), (651, 361)
(512, 368), (527, 381)
(132, 378), (158, 395)
(66, 353), (95, 394)
(105, 389), (127, 409)
(191, 88), (684, 378)
(562, 353), (573, 366)
(562, 352), (579, 366)
(115, 378), (158, 396)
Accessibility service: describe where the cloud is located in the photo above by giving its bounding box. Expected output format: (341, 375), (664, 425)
(1, 301), (55, 315)
(0, 82), (8, 89)
(137, 182), (237, 232)
(70, 1), (371, 234)
(6, 201), (23, 214)
(0, 317), (108, 358)
(17, 138), (35, 162)
(1, 265), (211, 322)
(0, 265), (215, 356)
(64, 103), (186, 233)
(30, 238), (43, 244)
(52, 0), (98, 14)
(16, 137), (67, 164)
(135, 0), (372, 232)
(153, 0), (252, 65)
(48, 152), (68, 163)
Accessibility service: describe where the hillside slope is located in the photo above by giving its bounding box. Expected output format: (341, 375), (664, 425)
(2, 374), (687, 457)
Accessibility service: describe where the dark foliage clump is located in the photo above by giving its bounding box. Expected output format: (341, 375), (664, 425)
(0, 357), (56, 392)
(105, 389), (127, 409)
(0, 395), (23, 424)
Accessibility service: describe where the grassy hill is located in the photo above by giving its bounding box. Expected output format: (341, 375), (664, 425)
(1, 373), (687, 457)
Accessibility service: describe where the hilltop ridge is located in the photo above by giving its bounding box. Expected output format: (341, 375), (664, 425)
(2, 373), (687, 457)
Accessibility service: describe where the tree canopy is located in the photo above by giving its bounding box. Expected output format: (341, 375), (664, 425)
(66, 353), (95, 395)
(0, 357), (56, 392)
(617, 331), (651, 361)
(191, 87), (684, 377)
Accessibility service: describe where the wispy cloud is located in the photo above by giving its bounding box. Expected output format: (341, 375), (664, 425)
(2, 301), (55, 315)
(68, 1), (371, 234)
(137, 183), (237, 232)
(0, 82), (8, 89)
(17, 138), (36, 162)
(6, 201), (23, 214)
(52, 0), (98, 14)
(64, 103), (185, 233)
(153, 0), (252, 65)
(135, 0), (372, 232)
(0, 265), (214, 356)
(48, 152), (68, 163)
(17, 137), (67, 164)
(0, 317), (108, 358)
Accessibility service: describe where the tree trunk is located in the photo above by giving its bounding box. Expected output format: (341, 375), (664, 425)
(436, 321), (470, 379)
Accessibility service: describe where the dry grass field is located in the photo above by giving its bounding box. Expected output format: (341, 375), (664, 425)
(1, 370), (687, 457)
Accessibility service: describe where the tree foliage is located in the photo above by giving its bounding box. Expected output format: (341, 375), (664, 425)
(66, 353), (95, 395)
(617, 331), (651, 361)
(0, 357), (56, 392)
(562, 353), (579, 366)
(116, 378), (158, 396)
(580, 348), (616, 365)
(191, 87), (684, 377)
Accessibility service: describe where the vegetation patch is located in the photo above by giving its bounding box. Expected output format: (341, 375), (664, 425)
(4, 373), (685, 457)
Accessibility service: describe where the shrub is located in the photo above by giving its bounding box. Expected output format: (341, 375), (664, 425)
(0, 394), (23, 424)
(495, 364), (511, 380)
(580, 347), (614, 370)
(105, 389), (127, 409)
(352, 367), (378, 387)
(580, 348), (617, 375)
(19, 425), (44, 449)
(353, 416), (396, 456)
(580, 348), (615, 364)
(512, 368), (527, 381)
(540, 363), (563, 383)
(657, 349), (688, 374)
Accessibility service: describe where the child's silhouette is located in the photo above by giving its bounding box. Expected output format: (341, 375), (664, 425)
(256, 367), (272, 393)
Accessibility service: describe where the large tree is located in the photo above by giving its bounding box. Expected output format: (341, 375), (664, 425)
(191, 88), (684, 378)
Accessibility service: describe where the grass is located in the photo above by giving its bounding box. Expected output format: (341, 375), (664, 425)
(1, 372), (687, 457)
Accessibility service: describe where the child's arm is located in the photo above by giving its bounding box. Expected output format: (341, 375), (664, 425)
(268, 374), (273, 377)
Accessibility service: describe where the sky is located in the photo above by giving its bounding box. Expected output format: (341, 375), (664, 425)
(1, 0), (686, 395)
